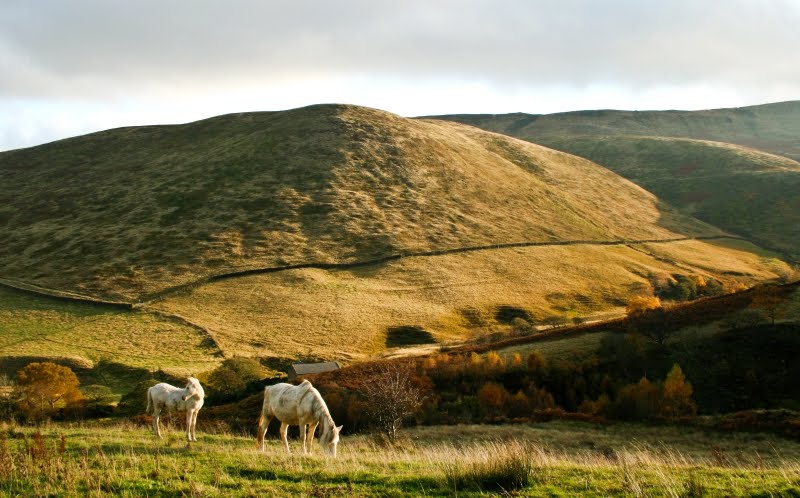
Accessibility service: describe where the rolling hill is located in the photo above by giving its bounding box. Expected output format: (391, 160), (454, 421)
(431, 101), (800, 159)
(429, 101), (800, 258)
(0, 104), (793, 365)
(1, 103), (723, 301)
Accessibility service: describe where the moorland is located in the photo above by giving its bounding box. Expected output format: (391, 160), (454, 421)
(1, 101), (799, 495)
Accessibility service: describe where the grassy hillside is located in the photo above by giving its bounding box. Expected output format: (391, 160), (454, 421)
(526, 136), (800, 257)
(432, 100), (800, 159)
(0, 286), (221, 379)
(1, 104), (723, 301)
(431, 101), (800, 257)
(151, 238), (790, 361)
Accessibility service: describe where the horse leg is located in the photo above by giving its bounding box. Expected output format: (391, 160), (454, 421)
(190, 409), (199, 442)
(257, 415), (272, 451)
(279, 422), (291, 453)
(153, 406), (163, 439)
(185, 409), (193, 442)
(304, 422), (319, 454)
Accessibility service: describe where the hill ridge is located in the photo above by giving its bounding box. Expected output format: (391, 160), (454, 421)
(0, 103), (725, 299)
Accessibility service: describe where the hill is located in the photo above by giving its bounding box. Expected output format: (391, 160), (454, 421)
(0, 104), (793, 365)
(431, 101), (800, 159)
(533, 136), (800, 257)
(429, 101), (800, 258)
(2, 103), (726, 301)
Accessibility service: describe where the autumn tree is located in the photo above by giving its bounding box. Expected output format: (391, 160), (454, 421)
(626, 295), (662, 316)
(477, 382), (508, 417)
(660, 364), (697, 420)
(612, 377), (660, 420)
(526, 351), (547, 378)
(626, 297), (677, 346)
(749, 285), (788, 325)
(360, 364), (425, 442)
(15, 362), (84, 421)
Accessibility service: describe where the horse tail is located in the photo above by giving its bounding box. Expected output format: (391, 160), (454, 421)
(145, 387), (153, 415)
(256, 387), (270, 448)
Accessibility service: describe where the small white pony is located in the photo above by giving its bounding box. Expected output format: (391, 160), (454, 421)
(257, 379), (343, 457)
(145, 377), (205, 442)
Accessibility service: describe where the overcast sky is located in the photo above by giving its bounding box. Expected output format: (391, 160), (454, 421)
(1, 0), (798, 150)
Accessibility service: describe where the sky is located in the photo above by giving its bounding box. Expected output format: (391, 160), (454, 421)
(1, 0), (799, 151)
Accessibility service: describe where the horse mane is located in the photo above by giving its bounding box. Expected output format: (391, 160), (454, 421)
(304, 381), (336, 442)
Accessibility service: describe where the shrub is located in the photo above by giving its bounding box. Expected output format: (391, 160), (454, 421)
(359, 364), (425, 442)
(442, 442), (534, 492)
(15, 362), (84, 421)
(626, 295), (662, 316)
(205, 357), (266, 402)
(117, 378), (161, 416)
(494, 305), (533, 324)
(385, 325), (436, 347)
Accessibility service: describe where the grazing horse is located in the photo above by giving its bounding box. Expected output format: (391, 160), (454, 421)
(146, 377), (205, 442)
(257, 379), (343, 457)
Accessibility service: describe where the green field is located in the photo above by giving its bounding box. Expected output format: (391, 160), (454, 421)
(1, 421), (798, 497)
(0, 287), (221, 383)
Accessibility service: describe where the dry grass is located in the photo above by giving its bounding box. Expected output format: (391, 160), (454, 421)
(436, 104), (800, 257)
(1, 421), (798, 496)
(0, 287), (221, 376)
(151, 239), (788, 361)
(1, 104), (724, 301)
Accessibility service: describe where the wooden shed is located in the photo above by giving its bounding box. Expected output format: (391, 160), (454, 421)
(287, 361), (340, 382)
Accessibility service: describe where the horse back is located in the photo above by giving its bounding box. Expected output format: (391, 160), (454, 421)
(263, 382), (316, 423)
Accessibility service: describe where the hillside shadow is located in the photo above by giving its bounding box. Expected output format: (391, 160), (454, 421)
(385, 326), (436, 348)
(653, 200), (719, 238)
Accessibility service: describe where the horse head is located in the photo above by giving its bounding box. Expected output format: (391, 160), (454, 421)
(321, 424), (344, 457)
(182, 377), (205, 402)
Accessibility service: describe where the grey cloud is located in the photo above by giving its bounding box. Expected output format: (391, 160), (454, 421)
(1, 0), (799, 98)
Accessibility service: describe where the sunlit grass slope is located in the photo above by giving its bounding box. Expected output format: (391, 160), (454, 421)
(0, 287), (221, 376)
(533, 136), (800, 257)
(1, 104), (721, 301)
(431, 101), (800, 257)
(152, 239), (789, 361)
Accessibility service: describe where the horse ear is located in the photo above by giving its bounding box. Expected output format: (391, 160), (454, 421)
(336, 425), (343, 433)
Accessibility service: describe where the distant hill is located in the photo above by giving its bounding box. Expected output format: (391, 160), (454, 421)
(429, 101), (800, 258)
(2, 104), (721, 301)
(430, 101), (800, 160)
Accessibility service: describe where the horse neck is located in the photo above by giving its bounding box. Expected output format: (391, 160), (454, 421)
(311, 392), (334, 436)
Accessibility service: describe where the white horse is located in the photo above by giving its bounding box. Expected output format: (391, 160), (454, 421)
(145, 377), (205, 442)
(257, 379), (343, 457)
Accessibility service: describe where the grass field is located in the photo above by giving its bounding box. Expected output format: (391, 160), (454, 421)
(0, 287), (221, 382)
(151, 239), (789, 362)
(1, 421), (798, 496)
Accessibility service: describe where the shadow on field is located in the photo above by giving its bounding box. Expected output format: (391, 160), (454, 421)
(231, 466), (441, 491)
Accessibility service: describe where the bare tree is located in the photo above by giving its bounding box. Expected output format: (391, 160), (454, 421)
(360, 364), (425, 442)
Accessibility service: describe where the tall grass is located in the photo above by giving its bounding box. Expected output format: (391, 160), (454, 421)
(1, 421), (797, 496)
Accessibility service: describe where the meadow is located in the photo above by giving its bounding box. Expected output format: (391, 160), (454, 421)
(1, 421), (799, 497)
(0, 287), (221, 386)
(151, 239), (789, 361)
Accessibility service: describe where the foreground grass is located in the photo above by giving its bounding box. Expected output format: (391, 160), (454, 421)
(1, 421), (798, 497)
